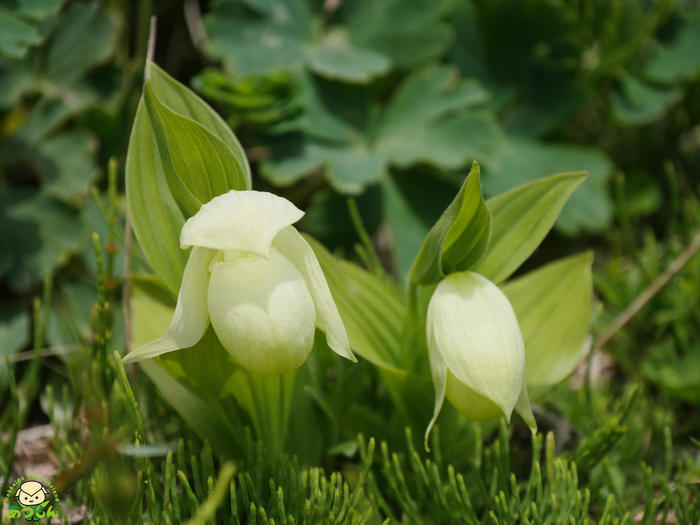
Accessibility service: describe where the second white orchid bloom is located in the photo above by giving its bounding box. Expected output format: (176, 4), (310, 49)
(123, 190), (356, 375)
(425, 271), (535, 446)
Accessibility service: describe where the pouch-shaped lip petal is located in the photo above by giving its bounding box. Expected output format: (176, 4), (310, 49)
(180, 190), (305, 257)
(123, 247), (215, 363)
(273, 226), (356, 363)
(427, 271), (525, 419)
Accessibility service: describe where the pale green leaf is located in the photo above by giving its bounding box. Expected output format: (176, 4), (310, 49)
(125, 100), (188, 294)
(147, 62), (251, 188)
(143, 82), (247, 216)
(307, 235), (406, 372)
(410, 162), (491, 285)
(474, 172), (586, 284)
(502, 251), (593, 386)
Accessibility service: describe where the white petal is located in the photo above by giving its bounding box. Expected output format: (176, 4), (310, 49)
(207, 248), (317, 376)
(180, 190), (304, 256)
(427, 271), (525, 419)
(123, 247), (215, 363)
(424, 322), (446, 451)
(273, 226), (357, 363)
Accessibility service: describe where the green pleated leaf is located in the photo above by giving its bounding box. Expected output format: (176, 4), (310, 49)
(125, 100), (187, 294)
(502, 251), (593, 386)
(307, 235), (406, 372)
(410, 162), (491, 285)
(474, 172), (586, 284)
(147, 62), (251, 188)
(143, 82), (248, 216)
(126, 62), (252, 293)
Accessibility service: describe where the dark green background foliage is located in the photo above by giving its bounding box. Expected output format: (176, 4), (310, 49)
(1, 0), (699, 523)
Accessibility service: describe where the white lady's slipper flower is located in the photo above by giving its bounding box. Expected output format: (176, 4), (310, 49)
(123, 190), (357, 375)
(425, 271), (535, 447)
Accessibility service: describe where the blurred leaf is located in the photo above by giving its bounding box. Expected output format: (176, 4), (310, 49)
(309, 30), (390, 83)
(204, 0), (450, 82)
(204, 0), (313, 77)
(449, 0), (586, 137)
(376, 65), (497, 169)
(0, 7), (42, 59)
(0, 61), (34, 108)
(475, 172), (586, 284)
(0, 305), (30, 386)
(484, 136), (614, 235)
(343, 0), (451, 69)
(612, 75), (681, 126)
(642, 347), (700, 403)
(302, 187), (382, 246)
(503, 251), (593, 386)
(307, 235), (406, 372)
(37, 131), (98, 203)
(44, 2), (117, 85)
(645, 6), (700, 84)
(320, 146), (386, 194)
(620, 171), (663, 218)
(410, 162), (491, 285)
(263, 66), (497, 193)
(14, 98), (75, 142)
(0, 190), (84, 292)
(192, 68), (301, 126)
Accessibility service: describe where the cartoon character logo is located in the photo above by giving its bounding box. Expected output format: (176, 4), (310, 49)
(15, 481), (49, 507)
(3, 476), (60, 522)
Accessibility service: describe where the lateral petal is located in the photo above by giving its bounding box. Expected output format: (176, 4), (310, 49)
(424, 321), (447, 451)
(273, 226), (356, 363)
(123, 247), (215, 363)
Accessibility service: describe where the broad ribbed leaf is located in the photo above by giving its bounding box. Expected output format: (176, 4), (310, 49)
(474, 172), (586, 284)
(125, 100), (187, 294)
(410, 162), (491, 285)
(127, 62), (252, 293)
(502, 251), (593, 386)
(143, 83), (248, 216)
(307, 236), (405, 372)
(147, 62), (251, 188)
